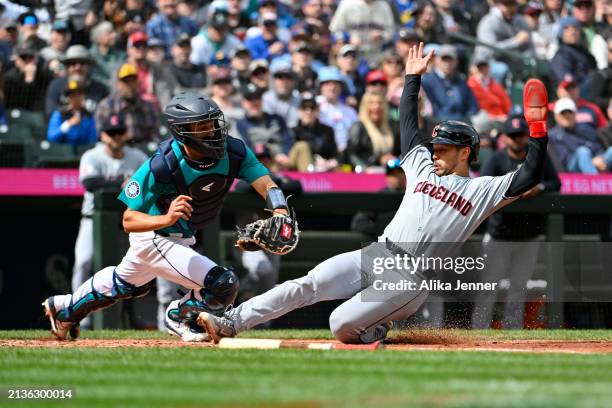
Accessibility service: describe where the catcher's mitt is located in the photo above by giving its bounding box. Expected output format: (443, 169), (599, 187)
(236, 211), (299, 255)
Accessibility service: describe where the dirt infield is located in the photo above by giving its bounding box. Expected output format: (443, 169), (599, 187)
(2, 334), (612, 354)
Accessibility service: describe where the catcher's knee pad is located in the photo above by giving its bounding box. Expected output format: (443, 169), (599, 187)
(201, 266), (240, 312)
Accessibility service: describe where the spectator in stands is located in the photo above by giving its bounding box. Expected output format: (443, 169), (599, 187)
(46, 45), (109, 117)
(177, 0), (208, 27)
(124, 10), (148, 42)
(4, 44), (53, 113)
(146, 38), (167, 64)
(17, 12), (45, 51)
(413, 2), (446, 45)
(551, 17), (598, 88)
(522, 1), (552, 60)
(95, 63), (160, 145)
(47, 80), (97, 147)
(381, 51), (405, 110)
(335, 45), (364, 107)
(145, 0), (198, 59)
(316, 66), (358, 151)
(230, 46), (252, 90)
(245, 12), (287, 61)
(549, 98), (612, 173)
(539, 0), (565, 46)
(329, 0), (396, 67)
(292, 93), (338, 171)
(588, 38), (612, 115)
(123, 31), (176, 110)
(472, 116), (561, 330)
(364, 70), (388, 97)
(475, 0), (534, 84)
(0, 20), (18, 66)
(432, 0), (474, 36)
(467, 55), (512, 123)
(209, 70), (244, 137)
(236, 83), (296, 169)
(73, 113), (147, 330)
(422, 44), (479, 122)
(166, 33), (206, 93)
(571, 0), (608, 69)
(89, 21), (125, 87)
(40, 20), (71, 76)
(190, 8), (242, 68)
(225, 0), (252, 40)
(345, 90), (396, 170)
(556, 76), (608, 130)
(263, 61), (301, 128)
(291, 41), (318, 93)
(248, 59), (271, 92)
(395, 28), (419, 62)
(598, 100), (612, 149)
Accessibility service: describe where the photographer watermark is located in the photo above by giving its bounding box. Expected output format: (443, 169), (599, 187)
(359, 241), (612, 303)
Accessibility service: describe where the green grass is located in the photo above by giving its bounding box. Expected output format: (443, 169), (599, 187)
(1, 330), (612, 408)
(3, 328), (612, 341)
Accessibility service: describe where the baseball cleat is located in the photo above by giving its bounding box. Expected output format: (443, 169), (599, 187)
(42, 297), (74, 340)
(165, 300), (211, 342)
(196, 309), (236, 344)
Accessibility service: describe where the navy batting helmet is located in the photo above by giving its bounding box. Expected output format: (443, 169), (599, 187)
(163, 92), (229, 161)
(429, 120), (480, 163)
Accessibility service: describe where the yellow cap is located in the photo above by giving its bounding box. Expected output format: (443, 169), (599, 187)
(118, 63), (138, 80)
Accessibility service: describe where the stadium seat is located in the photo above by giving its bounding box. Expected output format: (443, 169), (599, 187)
(0, 136), (34, 167)
(32, 141), (80, 168)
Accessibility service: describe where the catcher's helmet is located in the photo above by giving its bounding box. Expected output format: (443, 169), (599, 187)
(429, 120), (480, 163)
(163, 92), (229, 160)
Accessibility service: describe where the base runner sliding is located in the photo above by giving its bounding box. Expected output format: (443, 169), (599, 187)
(197, 43), (550, 344)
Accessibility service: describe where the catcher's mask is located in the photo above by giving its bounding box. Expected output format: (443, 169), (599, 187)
(163, 92), (229, 161)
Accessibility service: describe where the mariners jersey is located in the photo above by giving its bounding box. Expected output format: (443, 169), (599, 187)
(118, 138), (269, 237)
(380, 145), (517, 256)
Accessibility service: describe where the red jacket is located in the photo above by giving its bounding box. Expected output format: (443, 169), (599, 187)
(467, 76), (511, 118)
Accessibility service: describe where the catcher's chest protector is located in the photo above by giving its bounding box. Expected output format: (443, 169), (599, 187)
(150, 137), (245, 231)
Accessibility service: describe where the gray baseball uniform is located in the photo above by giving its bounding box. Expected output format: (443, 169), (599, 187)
(73, 143), (147, 328)
(226, 75), (548, 343)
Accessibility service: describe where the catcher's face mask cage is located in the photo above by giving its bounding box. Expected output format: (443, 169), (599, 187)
(171, 114), (229, 160)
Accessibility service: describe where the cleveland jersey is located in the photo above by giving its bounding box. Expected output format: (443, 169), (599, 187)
(380, 145), (517, 256)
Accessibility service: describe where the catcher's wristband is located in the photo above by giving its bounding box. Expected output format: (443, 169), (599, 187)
(266, 187), (288, 211)
(529, 121), (547, 138)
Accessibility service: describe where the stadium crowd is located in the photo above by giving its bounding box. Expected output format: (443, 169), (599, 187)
(0, 0), (609, 175)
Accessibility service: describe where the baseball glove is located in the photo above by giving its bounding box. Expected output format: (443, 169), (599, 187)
(236, 211), (299, 255)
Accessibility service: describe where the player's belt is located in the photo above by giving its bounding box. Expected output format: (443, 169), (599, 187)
(155, 230), (191, 239)
(384, 239), (436, 280)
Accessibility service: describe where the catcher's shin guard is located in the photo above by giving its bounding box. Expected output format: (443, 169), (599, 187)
(57, 271), (155, 323)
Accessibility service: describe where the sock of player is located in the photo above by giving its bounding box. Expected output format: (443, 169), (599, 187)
(523, 79), (548, 138)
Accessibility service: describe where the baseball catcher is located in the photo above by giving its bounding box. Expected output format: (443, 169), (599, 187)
(196, 42), (549, 345)
(42, 92), (298, 342)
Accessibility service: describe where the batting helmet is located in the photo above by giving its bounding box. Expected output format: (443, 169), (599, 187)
(429, 120), (480, 163)
(163, 92), (229, 161)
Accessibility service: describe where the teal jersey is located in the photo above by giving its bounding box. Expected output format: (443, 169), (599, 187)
(118, 138), (269, 237)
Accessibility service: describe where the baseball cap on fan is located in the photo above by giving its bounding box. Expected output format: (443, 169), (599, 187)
(554, 98), (577, 114)
(503, 116), (529, 136)
(128, 31), (149, 48)
(102, 114), (127, 134)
